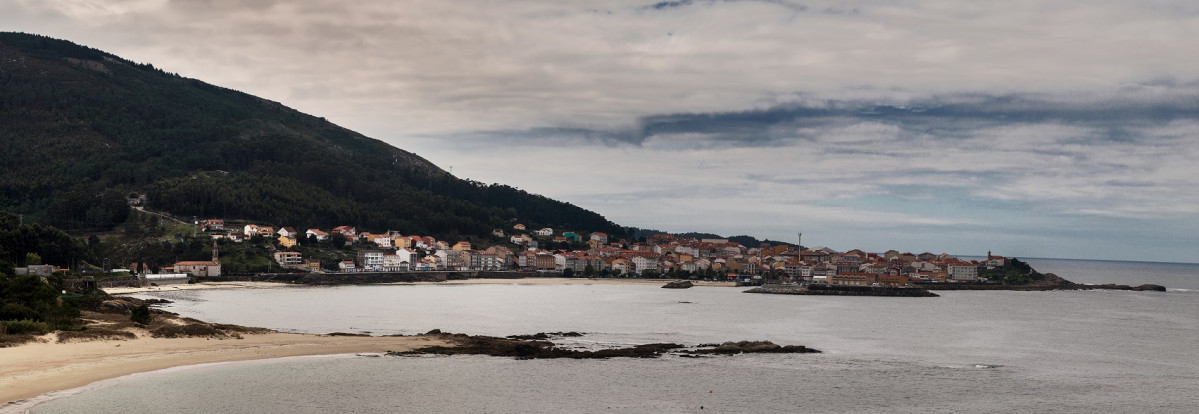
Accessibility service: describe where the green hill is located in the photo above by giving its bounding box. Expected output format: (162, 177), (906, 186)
(0, 32), (624, 238)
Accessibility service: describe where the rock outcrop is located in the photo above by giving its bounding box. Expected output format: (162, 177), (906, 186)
(662, 280), (694, 289)
(390, 332), (819, 359)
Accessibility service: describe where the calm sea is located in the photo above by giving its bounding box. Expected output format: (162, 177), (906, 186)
(29, 259), (1199, 413)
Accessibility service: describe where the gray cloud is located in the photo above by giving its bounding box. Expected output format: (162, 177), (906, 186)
(6, 0), (1199, 261)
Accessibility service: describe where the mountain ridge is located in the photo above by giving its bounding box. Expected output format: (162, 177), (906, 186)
(0, 32), (625, 238)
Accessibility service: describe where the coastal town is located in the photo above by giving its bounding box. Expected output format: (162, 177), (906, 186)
(80, 217), (1013, 288)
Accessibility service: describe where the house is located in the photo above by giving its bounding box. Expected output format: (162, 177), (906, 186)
(304, 259), (322, 273)
(396, 248), (418, 268)
(243, 224), (260, 237)
(492, 229), (505, 237)
(433, 250), (467, 270)
(338, 261), (356, 272)
(372, 234), (393, 248)
(382, 254), (408, 272)
(278, 227), (300, 238)
(201, 219), (225, 231)
(174, 261), (221, 277)
(590, 232), (609, 245)
(273, 251), (303, 268)
(607, 257), (630, 274)
(332, 226), (357, 237)
(513, 223), (526, 231)
(535, 228), (554, 237)
(306, 229), (329, 241)
(452, 241), (472, 251)
(257, 227), (276, 238)
(277, 235), (298, 248)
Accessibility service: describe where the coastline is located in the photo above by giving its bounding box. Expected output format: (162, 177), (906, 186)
(0, 331), (447, 411)
(8, 278), (731, 410)
(103, 278), (736, 294)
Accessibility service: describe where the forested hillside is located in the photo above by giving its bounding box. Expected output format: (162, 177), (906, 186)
(0, 32), (624, 238)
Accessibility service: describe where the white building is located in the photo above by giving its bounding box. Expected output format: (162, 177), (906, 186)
(357, 251), (385, 272)
(630, 256), (658, 275)
(948, 264), (979, 281)
(382, 254), (408, 272)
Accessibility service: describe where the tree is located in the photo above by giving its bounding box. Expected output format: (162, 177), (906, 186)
(330, 233), (348, 248)
(24, 252), (42, 266)
(130, 304), (152, 325)
(562, 268), (575, 278)
(583, 264), (595, 277)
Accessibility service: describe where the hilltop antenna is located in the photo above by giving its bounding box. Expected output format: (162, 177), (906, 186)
(797, 230), (802, 251)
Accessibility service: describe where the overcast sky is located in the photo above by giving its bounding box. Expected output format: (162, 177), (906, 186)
(5, 0), (1198, 262)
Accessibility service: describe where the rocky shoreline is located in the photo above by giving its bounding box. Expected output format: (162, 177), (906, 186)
(744, 284), (939, 297)
(745, 272), (1166, 297)
(916, 273), (1166, 292)
(389, 330), (819, 359)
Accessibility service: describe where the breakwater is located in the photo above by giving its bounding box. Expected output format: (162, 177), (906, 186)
(744, 284), (939, 297)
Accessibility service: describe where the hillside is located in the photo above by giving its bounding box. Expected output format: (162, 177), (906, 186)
(0, 32), (624, 238)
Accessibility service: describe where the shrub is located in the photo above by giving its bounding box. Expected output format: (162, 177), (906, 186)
(1, 319), (50, 335)
(130, 304), (152, 325)
(0, 303), (40, 321)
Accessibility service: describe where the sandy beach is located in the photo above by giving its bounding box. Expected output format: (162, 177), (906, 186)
(102, 278), (736, 295)
(431, 278), (736, 287)
(4, 278), (732, 411)
(0, 331), (447, 411)
(101, 281), (294, 295)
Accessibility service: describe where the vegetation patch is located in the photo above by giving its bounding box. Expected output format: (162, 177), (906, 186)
(149, 324), (225, 338)
(0, 333), (40, 348)
(57, 329), (137, 342)
(0, 319), (50, 335)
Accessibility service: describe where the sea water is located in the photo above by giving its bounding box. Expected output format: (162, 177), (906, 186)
(29, 259), (1199, 413)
